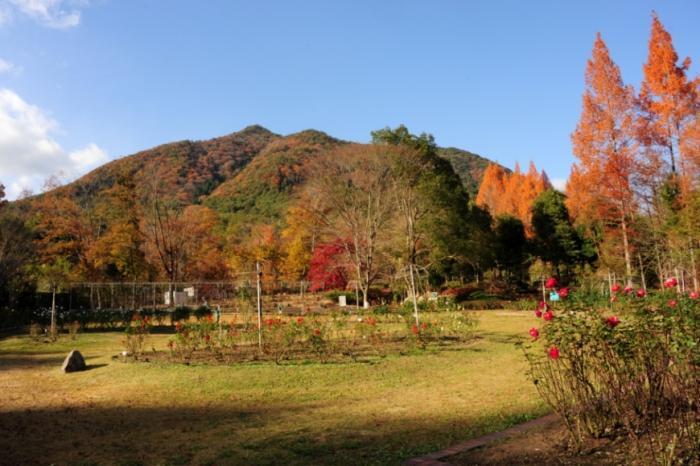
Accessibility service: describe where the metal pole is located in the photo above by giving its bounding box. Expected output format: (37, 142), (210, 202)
(256, 262), (263, 352)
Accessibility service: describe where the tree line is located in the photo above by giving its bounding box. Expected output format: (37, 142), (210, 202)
(567, 14), (698, 290)
(0, 14), (696, 314)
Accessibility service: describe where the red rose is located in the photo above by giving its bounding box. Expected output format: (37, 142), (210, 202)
(558, 287), (569, 299)
(545, 277), (558, 289)
(296, 316), (305, 325)
(411, 324), (419, 335)
(624, 286), (633, 294)
(548, 346), (560, 360)
(313, 329), (321, 336)
(636, 289), (646, 298)
(205, 334), (211, 342)
(668, 299), (677, 308)
(690, 291), (699, 300)
(611, 283), (621, 293)
(610, 296), (618, 302)
(537, 300), (547, 310)
(421, 322), (428, 330)
(535, 309), (543, 318)
(664, 277), (678, 288)
(605, 316), (620, 328)
(529, 327), (539, 340)
(543, 310), (554, 321)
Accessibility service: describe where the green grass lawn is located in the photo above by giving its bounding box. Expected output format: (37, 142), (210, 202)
(0, 311), (548, 466)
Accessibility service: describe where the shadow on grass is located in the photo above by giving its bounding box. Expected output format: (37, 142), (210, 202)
(85, 363), (108, 371)
(0, 353), (66, 369)
(0, 402), (547, 466)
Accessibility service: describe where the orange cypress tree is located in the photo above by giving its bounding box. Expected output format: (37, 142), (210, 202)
(571, 33), (639, 285)
(639, 13), (699, 181)
(476, 163), (507, 214)
(477, 161), (550, 235)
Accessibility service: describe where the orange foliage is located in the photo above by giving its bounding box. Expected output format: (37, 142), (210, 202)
(34, 191), (95, 278)
(476, 161), (551, 234)
(569, 33), (640, 282)
(569, 34), (639, 224)
(639, 14), (698, 180)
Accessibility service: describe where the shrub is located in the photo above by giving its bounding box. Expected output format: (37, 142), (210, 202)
(123, 314), (152, 358)
(170, 306), (192, 325)
(524, 286), (700, 463)
(193, 305), (212, 321)
(440, 286), (478, 303)
(68, 321), (80, 340)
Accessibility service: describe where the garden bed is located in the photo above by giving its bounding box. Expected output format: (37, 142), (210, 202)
(125, 336), (480, 365)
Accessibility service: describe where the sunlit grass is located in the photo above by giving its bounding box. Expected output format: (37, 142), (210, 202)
(0, 311), (547, 465)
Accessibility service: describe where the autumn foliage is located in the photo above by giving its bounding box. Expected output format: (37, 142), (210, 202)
(307, 241), (348, 292)
(475, 161), (551, 234)
(567, 15), (699, 289)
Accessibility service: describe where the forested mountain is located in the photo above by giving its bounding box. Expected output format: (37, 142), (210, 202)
(24, 125), (502, 219)
(436, 147), (501, 195)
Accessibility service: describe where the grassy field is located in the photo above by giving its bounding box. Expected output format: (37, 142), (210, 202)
(0, 311), (548, 466)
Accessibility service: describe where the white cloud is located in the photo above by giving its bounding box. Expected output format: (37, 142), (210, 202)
(0, 88), (109, 199)
(551, 178), (567, 192)
(0, 58), (19, 75)
(68, 142), (108, 170)
(2, 0), (85, 29)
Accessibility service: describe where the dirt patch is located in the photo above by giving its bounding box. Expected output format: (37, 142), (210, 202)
(442, 417), (634, 465)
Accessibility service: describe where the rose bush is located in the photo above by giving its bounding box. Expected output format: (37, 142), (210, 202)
(524, 282), (700, 463)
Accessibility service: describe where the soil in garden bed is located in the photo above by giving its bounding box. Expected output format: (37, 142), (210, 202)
(122, 337), (480, 366)
(445, 416), (631, 465)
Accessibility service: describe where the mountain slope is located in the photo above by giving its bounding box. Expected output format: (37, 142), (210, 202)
(205, 129), (345, 223)
(57, 125), (279, 205)
(25, 126), (503, 225)
(437, 147), (503, 196)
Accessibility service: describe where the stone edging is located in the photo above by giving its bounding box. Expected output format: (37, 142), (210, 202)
(403, 413), (559, 466)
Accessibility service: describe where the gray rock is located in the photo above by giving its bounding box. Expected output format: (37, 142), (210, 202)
(61, 349), (86, 373)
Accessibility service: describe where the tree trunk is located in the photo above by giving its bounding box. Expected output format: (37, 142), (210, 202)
(168, 282), (174, 308)
(50, 285), (57, 341)
(690, 245), (698, 292)
(620, 214), (633, 287)
(637, 253), (647, 292)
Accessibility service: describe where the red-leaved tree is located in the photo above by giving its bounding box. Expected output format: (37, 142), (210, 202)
(307, 241), (348, 292)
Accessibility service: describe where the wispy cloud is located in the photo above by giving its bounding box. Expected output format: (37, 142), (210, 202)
(2, 0), (87, 29)
(0, 58), (21, 75)
(0, 88), (109, 199)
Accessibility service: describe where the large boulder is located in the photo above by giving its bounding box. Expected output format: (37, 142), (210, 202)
(61, 349), (87, 373)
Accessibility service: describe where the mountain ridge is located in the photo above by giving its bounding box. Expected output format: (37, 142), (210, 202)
(22, 125), (504, 225)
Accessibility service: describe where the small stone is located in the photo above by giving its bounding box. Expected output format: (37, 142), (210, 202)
(62, 350), (87, 373)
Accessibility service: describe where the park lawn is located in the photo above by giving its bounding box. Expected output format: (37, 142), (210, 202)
(0, 311), (548, 466)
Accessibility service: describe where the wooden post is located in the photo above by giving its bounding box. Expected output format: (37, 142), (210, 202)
(256, 262), (263, 352)
(541, 276), (546, 304)
(409, 264), (420, 326)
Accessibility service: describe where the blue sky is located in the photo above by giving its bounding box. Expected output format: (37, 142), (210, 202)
(0, 0), (698, 198)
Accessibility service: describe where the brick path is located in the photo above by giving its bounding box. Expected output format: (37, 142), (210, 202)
(404, 414), (559, 465)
